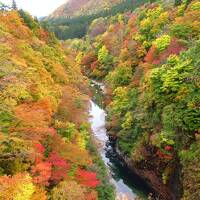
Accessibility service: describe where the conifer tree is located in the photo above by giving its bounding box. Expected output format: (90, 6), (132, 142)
(12, 0), (17, 10)
(174, 0), (182, 6)
(185, 0), (192, 8)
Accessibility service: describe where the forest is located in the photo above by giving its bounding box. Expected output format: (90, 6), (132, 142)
(0, 4), (114, 200)
(0, 0), (199, 200)
(44, 0), (149, 39)
(73, 0), (200, 199)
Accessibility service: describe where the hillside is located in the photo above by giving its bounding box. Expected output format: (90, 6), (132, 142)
(0, 9), (114, 200)
(0, 0), (199, 200)
(48, 0), (124, 19)
(74, 0), (200, 199)
(44, 0), (148, 39)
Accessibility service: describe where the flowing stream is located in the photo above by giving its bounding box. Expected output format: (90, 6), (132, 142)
(89, 82), (151, 200)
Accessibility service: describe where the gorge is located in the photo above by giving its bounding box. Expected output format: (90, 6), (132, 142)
(89, 81), (153, 200)
(0, 0), (199, 199)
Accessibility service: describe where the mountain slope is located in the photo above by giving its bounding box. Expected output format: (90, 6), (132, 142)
(0, 9), (114, 200)
(75, 0), (200, 199)
(44, 0), (148, 39)
(48, 0), (124, 18)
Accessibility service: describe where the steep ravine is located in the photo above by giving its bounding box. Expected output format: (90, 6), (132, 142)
(114, 146), (177, 200)
(89, 81), (182, 200)
(89, 81), (153, 200)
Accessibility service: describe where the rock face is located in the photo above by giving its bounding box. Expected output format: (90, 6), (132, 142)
(48, 0), (124, 18)
(115, 144), (180, 200)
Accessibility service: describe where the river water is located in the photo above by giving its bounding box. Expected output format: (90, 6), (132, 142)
(89, 82), (151, 200)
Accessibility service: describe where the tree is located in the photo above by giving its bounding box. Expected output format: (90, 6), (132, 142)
(47, 151), (70, 184)
(76, 168), (100, 188)
(185, 0), (192, 9)
(175, 0), (182, 6)
(0, 2), (10, 11)
(97, 45), (113, 75)
(0, 173), (35, 200)
(153, 35), (171, 52)
(12, 0), (17, 10)
(18, 9), (39, 30)
(106, 64), (132, 88)
(98, 45), (111, 65)
(51, 181), (86, 200)
(31, 162), (52, 186)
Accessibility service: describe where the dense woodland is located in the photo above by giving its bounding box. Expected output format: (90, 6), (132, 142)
(72, 0), (200, 199)
(44, 0), (149, 39)
(48, 0), (124, 19)
(0, 5), (114, 200)
(0, 0), (199, 200)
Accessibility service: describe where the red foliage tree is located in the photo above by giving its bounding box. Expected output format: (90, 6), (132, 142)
(128, 14), (138, 29)
(90, 60), (99, 70)
(145, 38), (186, 65)
(156, 149), (173, 160)
(33, 138), (71, 185)
(89, 20), (107, 38)
(144, 45), (158, 63)
(81, 52), (97, 67)
(47, 151), (70, 184)
(76, 168), (100, 188)
(165, 146), (173, 151)
(35, 143), (45, 154)
(34, 142), (46, 163)
(153, 38), (186, 64)
(31, 161), (52, 186)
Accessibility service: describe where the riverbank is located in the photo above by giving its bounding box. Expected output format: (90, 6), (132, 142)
(89, 81), (153, 200)
(90, 80), (178, 200)
(114, 143), (175, 200)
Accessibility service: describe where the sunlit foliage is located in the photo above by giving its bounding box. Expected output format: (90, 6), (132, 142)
(0, 8), (102, 200)
(0, 173), (36, 200)
(77, 0), (200, 199)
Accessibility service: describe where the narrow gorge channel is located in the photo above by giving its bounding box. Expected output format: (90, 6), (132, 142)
(89, 82), (152, 200)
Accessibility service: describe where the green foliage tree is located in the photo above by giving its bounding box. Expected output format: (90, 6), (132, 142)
(171, 24), (192, 39)
(106, 64), (132, 88)
(153, 35), (171, 52)
(98, 46), (111, 64)
(175, 0), (182, 6)
(185, 0), (192, 8)
(97, 45), (113, 75)
(18, 9), (39, 31)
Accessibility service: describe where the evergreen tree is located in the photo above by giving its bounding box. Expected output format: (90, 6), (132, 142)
(0, 2), (10, 11)
(185, 0), (192, 9)
(12, 0), (17, 10)
(174, 0), (182, 6)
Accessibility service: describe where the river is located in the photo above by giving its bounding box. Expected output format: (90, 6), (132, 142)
(89, 82), (151, 200)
